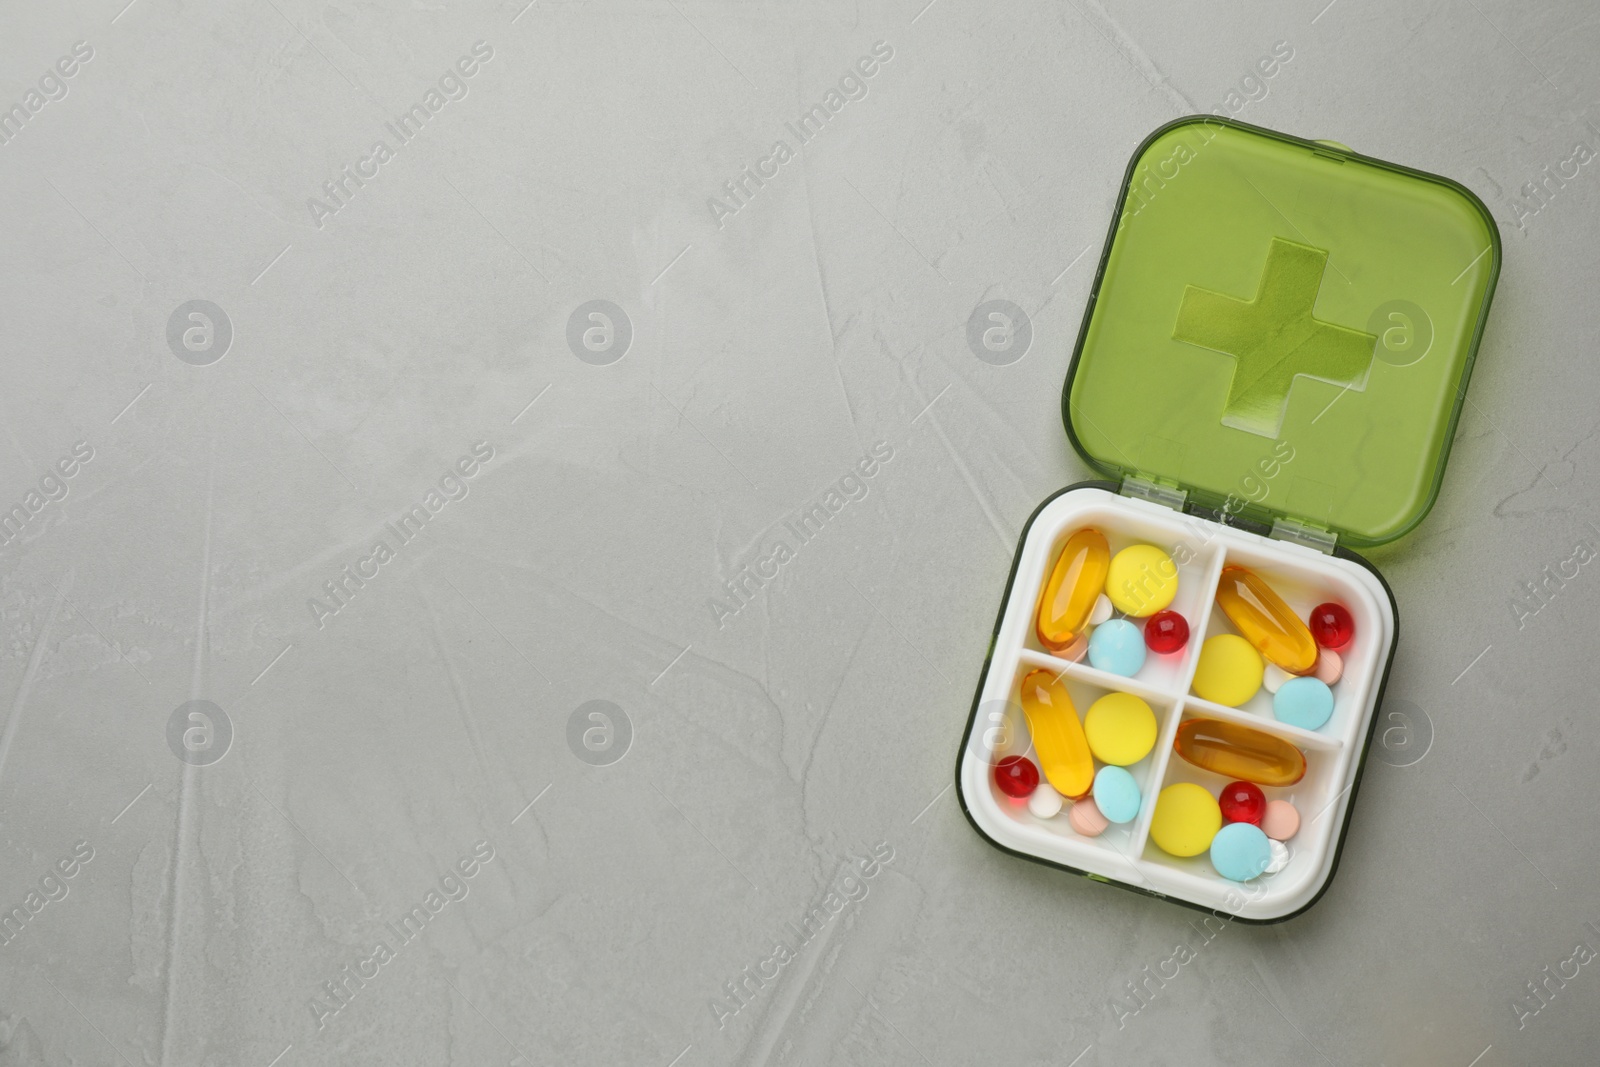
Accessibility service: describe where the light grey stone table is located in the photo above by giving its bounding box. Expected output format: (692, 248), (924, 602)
(1, 0), (1596, 1064)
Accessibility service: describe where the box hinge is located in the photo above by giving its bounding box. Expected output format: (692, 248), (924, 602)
(1270, 517), (1336, 554)
(1312, 139), (1352, 162)
(1120, 475), (1187, 512)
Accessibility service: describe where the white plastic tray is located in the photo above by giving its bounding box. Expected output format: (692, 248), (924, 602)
(957, 485), (1396, 921)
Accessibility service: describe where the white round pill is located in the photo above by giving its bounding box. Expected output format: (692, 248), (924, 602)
(1088, 593), (1113, 626)
(1265, 837), (1290, 874)
(1263, 663), (1291, 694)
(1028, 783), (1064, 819)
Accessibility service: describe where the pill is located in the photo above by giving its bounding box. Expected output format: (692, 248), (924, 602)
(1092, 765), (1141, 824)
(1210, 822), (1272, 881)
(1264, 837), (1291, 874)
(994, 755), (1038, 799)
(1084, 692), (1158, 765)
(1218, 780), (1266, 825)
(1088, 593), (1113, 626)
(1053, 633), (1088, 663)
(1262, 663), (1291, 693)
(1313, 648), (1343, 686)
(1174, 717), (1307, 786)
(1149, 782), (1222, 857)
(1019, 670), (1094, 798)
(1216, 566), (1319, 674)
(1192, 634), (1264, 706)
(1309, 602), (1354, 650)
(1106, 544), (1179, 616)
(1035, 529), (1110, 653)
(1028, 783), (1064, 819)
(1068, 797), (1109, 836)
(1274, 676), (1335, 731)
(1088, 619), (1146, 677)
(1144, 610), (1189, 654)
(1260, 799), (1300, 841)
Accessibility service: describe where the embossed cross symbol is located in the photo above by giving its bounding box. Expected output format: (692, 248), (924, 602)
(1174, 237), (1376, 435)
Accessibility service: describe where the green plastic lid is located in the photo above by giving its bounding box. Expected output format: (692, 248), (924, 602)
(1063, 117), (1501, 547)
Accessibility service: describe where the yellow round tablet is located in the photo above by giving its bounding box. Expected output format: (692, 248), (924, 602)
(1192, 634), (1264, 706)
(1083, 692), (1158, 766)
(1105, 544), (1178, 616)
(1150, 783), (1223, 857)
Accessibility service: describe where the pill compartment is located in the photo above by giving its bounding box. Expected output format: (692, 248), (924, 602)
(956, 483), (1395, 921)
(1193, 543), (1382, 741)
(1138, 707), (1345, 911)
(975, 654), (1183, 868)
(1018, 502), (1224, 693)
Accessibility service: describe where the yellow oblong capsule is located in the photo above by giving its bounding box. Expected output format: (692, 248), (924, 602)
(1035, 528), (1110, 653)
(1174, 717), (1306, 787)
(1215, 566), (1319, 674)
(1019, 669), (1094, 798)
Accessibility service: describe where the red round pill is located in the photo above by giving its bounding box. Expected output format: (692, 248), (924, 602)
(1144, 610), (1189, 654)
(1309, 602), (1354, 650)
(1219, 780), (1266, 825)
(995, 755), (1039, 799)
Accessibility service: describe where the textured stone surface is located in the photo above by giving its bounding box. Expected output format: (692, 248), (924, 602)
(0, 1), (1596, 1064)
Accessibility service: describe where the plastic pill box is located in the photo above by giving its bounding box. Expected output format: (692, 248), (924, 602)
(955, 117), (1500, 922)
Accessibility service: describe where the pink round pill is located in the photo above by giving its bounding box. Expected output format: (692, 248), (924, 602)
(1313, 648), (1343, 686)
(1068, 797), (1110, 837)
(1055, 633), (1088, 663)
(1260, 799), (1300, 841)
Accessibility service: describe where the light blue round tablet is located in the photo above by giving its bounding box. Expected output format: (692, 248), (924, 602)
(1274, 676), (1335, 731)
(1092, 765), (1141, 824)
(1088, 619), (1146, 677)
(1210, 822), (1272, 881)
